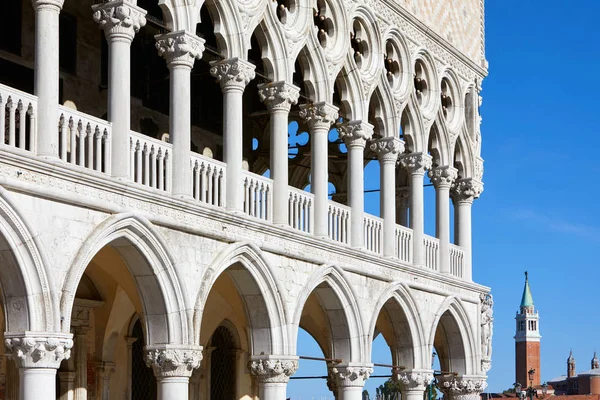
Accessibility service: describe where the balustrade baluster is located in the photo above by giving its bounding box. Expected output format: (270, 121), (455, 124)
(77, 121), (86, 167)
(18, 101), (25, 149)
(0, 97), (5, 146)
(143, 144), (150, 186)
(8, 98), (16, 147)
(135, 141), (142, 183)
(193, 162), (200, 200)
(157, 149), (165, 191)
(94, 128), (102, 171)
(85, 124), (93, 168)
(213, 168), (220, 206)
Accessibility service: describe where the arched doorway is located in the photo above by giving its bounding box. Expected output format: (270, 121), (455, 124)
(210, 325), (237, 400)
(132, 319), (157, 400)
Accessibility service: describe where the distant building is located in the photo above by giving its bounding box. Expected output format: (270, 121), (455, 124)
(515, 272), (541, 387)
(548, 352), (600, 395)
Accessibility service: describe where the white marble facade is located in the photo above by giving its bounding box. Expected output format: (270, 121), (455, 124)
(0, 0), (490, 399)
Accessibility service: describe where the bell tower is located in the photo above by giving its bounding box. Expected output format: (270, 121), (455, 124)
(515, 272), (541, 387)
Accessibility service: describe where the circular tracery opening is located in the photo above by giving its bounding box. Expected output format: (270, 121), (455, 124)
(441, 78), (454, 121)
(384, 40), (401, 88)
(350, 19), (370, 69)
(273, 0), (297, 24)
(313, 0), (334, 48)
(414, 59), (429, 106)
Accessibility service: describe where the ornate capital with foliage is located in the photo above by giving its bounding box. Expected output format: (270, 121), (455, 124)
(451, 178), (483, 204)
(399, 152), (432, 175)
(299, 102), (339, 130)
(370, 137), (404, 163)
(328, 363), (373, 388)
(436, 375), (488, 400)
(248, 356), (299, 383)
(145, 345), (203, 378)
(428, 166), (458, 189)
(338, 121), (374, 148)
(5, 332), (74, 369)
(258, 81), (300, 112)
(393, 369), (434, 391)
(210, 58), (256, 92)
(93, 1), (147, 42)
(31, 0), (64, 11)
(155, 31), (205, 68)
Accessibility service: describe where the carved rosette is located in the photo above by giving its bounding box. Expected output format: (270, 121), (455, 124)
(428, 166), (458, 189)
(299, 102), (339, 131)
(451, 178), (483, 204)
(370, 137), (404, 163)
(393, 370), (434, 391)
(257, 82), (300, 112)
(145, 345), (203, 378)
(248, 356), (299, 383)
(155, 31), (205, 68)
(328, 364), (373, 388)
(399, 152), (433, 175)
(92, 1), (147, 42)
(436, 375), (488, 400)
(5, 332), (74, 369)
(338, 121), (374, 148)
(210, 58), (256, 92)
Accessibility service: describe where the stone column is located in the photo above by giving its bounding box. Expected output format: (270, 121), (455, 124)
(257, 82), (300, 225)
(399, 152), (432, 266)
(124, 337), (137, 400)
(393, 369), (433, 400)
(58, 372), (76, 400)
(396, 188), (410, 227)
(327, 363), (373, 400)
(145, 345), (203, 400)
(4, 332), (73, 400)
(436, 374), (487, 400)
(155, 31), (205, 197)
(210, 58), (256, 211)
(370, 137), (403, 257)
(6, 357), (19, 400)
(95, 362), (115, 400)
(248, 356), (298, 400)
(299, 102), (339, 237)
(451, 178), (483, 281)
(32, 0), (64, 157)
(338, 121), (374, 248)
(93, 1), (147, 178)
(73, 327), (91, 400)
(429, 166), (458, 274)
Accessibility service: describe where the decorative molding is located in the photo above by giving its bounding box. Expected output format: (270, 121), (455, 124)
(4, 332), (73, 369)
(257, 81), (300, 112)
(436, 375), (488, 400)
(299, 102), (339, 130)
(328, 364), (373, 388)
(145, 345), (203, 378)
(428, 166), (458, 189)
(338, 121), (374, 148)
(155, 31), (205, 68)
(248, 356), (299, 383)
(399, 152), (432, 175)
(92, 1), (147, 42)
(370, 137), (404, 163)
(394, 369), (434, 391)
(210, 58), (256, 92)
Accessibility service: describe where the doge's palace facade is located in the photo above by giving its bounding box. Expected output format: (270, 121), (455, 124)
(0, 0), (490, 398)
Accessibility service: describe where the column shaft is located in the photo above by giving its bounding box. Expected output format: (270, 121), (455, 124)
(169, 64), (192, 196)
(20, 368), (57, 400)
(271, 108), (290, 224)
(410, 171), (425, 265)
(456, 200), (472, 280)
(338, 386), (363, 400)
(381, 159), (396, 257)
(158, 377), (189, 400)
(58, 371), (76, 400)
(348, 144), (364, 247)
(258, 382), (288, 400)
(34, 1), (62, 157)
(436, 185), (451, 273)
(73, 331), (88, 400)
(312, 125), (329, 237)
(223, 87), (244, 209)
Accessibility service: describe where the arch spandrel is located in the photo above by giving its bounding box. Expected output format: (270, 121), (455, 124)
(61, 213), (190, 346)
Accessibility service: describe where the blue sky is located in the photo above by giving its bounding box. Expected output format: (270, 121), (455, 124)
(288, 0), (600, 397)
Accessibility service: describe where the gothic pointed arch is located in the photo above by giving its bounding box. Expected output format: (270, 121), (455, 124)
(251, 14), (290, 81)
(61, 213), (190, 345)
(367, 282), (427, 369)
(427, 119), (451, 168)
(295, 39), (330, 102)
(368, 81), (398, 139)
(292, 265), (365, 362)
(194, 241), (288, 355)
(401, 96), (426, 153)
(453, 135), (474, 180)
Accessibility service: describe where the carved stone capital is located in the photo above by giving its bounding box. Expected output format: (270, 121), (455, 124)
(92, 1), (147, 42)
(393, 369), (434, 391)
(248, 356), (299, 383)
(155, 31), (205, 68)
(145, 345), (203, 378)
(451, 178), (483, 204)
(328, 363), (373, 388)
(5, 332), (74, 369)
(428, 166), (458, 189)
(370, 137), (404, 163)
(338, 121), (374, 148)
(396, 187), (410, 207)
(210, 58), (256, 92)
(399, 152), (432, 175)
(436, 375), (488, 400)
(257, 81), (300, 112)
(32, 0), (64, 11)
(299, 102), (339, 131)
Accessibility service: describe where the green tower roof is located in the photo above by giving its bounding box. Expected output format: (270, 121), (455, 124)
(521, 271), (534, 308)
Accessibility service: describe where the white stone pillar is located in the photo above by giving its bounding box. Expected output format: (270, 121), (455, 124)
(32, 0), (64, 157)
(399, 152), (432, 266)
(436, 374), (487, 400)
(95, 362), (115, 400)
(429, 166), (458, 275)
(339, 121), (374, 248)
(210, 58), (256, 211)
(396, 188), (410, 227)
(4, 332), (73, 400)
(328, 363), (372, 400)
(248, 356), (298, 400)
(393, 370), (433, 400)
(73, 327), (91, 400)
(155, 31), (205, 197)
(124, 337), (137, 400)
(93, 1), (147, 178)
(451, 178), (483, 281)
(299, 102), (339, 237)
(58, 371), (76, 400)
(258, 82), (300, 225)
(145, 345), (203, 400)
(370, 137), (403, 257)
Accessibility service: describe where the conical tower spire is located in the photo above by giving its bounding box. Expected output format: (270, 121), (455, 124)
(520, 271), (534, 312)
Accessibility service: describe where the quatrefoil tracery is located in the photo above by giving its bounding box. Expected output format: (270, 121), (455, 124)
(441, 78), (454, 120)
(273, 0), (295, 24)
(384, 40), (400, 87)
(350, 20), (369, 69)
(414, 60), (429, 106)
(313, 0), (334, 48)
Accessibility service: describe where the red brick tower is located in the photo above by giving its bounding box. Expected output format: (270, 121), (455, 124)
(515, 272), (541, 387)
